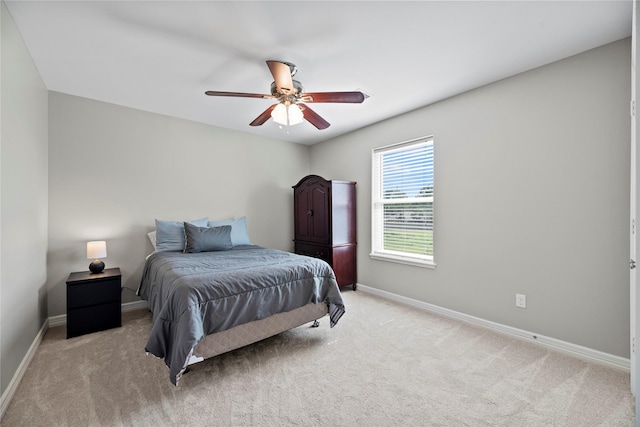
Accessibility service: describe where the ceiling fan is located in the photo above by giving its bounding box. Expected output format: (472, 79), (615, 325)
(205, 60), (367, 130)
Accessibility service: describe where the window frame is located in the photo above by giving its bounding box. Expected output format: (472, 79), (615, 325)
(370, 136), (436, 269)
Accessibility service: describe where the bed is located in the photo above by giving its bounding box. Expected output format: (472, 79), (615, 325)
(137, 239), (345, 385)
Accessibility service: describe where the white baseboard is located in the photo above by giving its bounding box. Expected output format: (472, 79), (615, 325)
(0, 318), (48, 421)
(356, 283), (630, 372)
(122, 299), (149, 312)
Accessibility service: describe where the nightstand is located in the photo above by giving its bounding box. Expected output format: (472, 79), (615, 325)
(66, 267), (122, 338)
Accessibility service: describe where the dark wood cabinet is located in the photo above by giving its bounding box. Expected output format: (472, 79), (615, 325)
(66, 268), (122, 338)
(293, 175), (357, 290)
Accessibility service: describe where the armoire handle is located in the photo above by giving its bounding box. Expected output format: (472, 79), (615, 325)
(307, 210), (314, 217)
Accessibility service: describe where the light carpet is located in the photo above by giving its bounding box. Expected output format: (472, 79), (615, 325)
(0, 291), (635, 426)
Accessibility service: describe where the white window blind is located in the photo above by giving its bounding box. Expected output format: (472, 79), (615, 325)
(372, 137), (434, 266)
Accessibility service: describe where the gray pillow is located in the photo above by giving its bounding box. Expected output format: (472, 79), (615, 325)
(184, 223), (233, 253)
(155, 217), (208, 252)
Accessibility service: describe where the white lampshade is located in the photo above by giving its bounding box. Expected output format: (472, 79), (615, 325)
(287, 104), (304, 125)
(271, 103), (304, 126)
(87, 241), (107, 259)
(271, 103), (288, 125)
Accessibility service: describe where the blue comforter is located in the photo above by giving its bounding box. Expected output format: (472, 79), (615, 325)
(137, 246), (345, 384)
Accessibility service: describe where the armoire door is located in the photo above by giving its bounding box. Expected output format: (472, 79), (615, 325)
(309, 182), (330, 243)
(294, 177), (331, 244)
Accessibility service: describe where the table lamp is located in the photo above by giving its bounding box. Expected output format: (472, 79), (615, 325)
(87, 240), (107, 274)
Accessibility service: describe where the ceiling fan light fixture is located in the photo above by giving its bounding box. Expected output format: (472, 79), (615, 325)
(271, 103), (303, 126)
(288, 104), (304, 125)
(271, 103), (288, 125)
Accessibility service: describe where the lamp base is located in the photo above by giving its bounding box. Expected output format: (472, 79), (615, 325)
(89, 260), (105, 274)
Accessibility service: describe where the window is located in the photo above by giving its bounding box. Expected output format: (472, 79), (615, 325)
(371, 137), (435, 267)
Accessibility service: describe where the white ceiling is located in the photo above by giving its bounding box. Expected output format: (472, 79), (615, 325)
(5, 1), (633, 145)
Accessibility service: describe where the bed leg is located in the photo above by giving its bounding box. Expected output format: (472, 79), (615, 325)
(311, 320), (320, 328)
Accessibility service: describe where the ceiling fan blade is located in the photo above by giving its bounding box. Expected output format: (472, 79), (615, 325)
(299, 103), (330, 130)
(301, 91), (367, 103)
(205, 91), (273, 99)
(266, 60), (296, 95)
(249, 104), (277, 126)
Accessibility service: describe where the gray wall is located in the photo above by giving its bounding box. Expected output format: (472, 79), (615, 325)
(47, 93), (311, 316)
(311, 38), (632, 358)
(0, 2), (49, 394)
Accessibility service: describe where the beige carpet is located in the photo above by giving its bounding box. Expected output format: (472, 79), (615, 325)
(1, 291), (635, 426)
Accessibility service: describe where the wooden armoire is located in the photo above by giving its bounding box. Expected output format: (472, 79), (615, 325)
(293, 175), (357, 290)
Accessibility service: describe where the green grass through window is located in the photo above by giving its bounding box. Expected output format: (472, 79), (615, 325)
(384, 229), (433, 256)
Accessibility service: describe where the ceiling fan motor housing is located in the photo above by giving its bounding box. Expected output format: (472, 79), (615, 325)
(270, 80), (304, 98)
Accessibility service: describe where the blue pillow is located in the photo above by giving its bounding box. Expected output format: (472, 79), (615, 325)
(207, 217), (251, 246)
(154, 217), (208, 252)
(184, 223), (233, 253)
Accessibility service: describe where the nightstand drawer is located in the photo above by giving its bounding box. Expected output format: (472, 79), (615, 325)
(67, 302), (121, 338)
(67, 277), (121, 309)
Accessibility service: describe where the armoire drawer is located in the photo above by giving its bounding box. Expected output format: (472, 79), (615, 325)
(295, 242), (331, 262)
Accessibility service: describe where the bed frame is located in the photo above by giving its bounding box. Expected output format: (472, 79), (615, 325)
(187, 302), (329, 366)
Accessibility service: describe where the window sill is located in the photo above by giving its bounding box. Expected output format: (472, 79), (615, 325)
(369, 252), (436, 269)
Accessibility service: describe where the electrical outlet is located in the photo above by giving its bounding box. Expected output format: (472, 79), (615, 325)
(516, 293), (526, 308)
